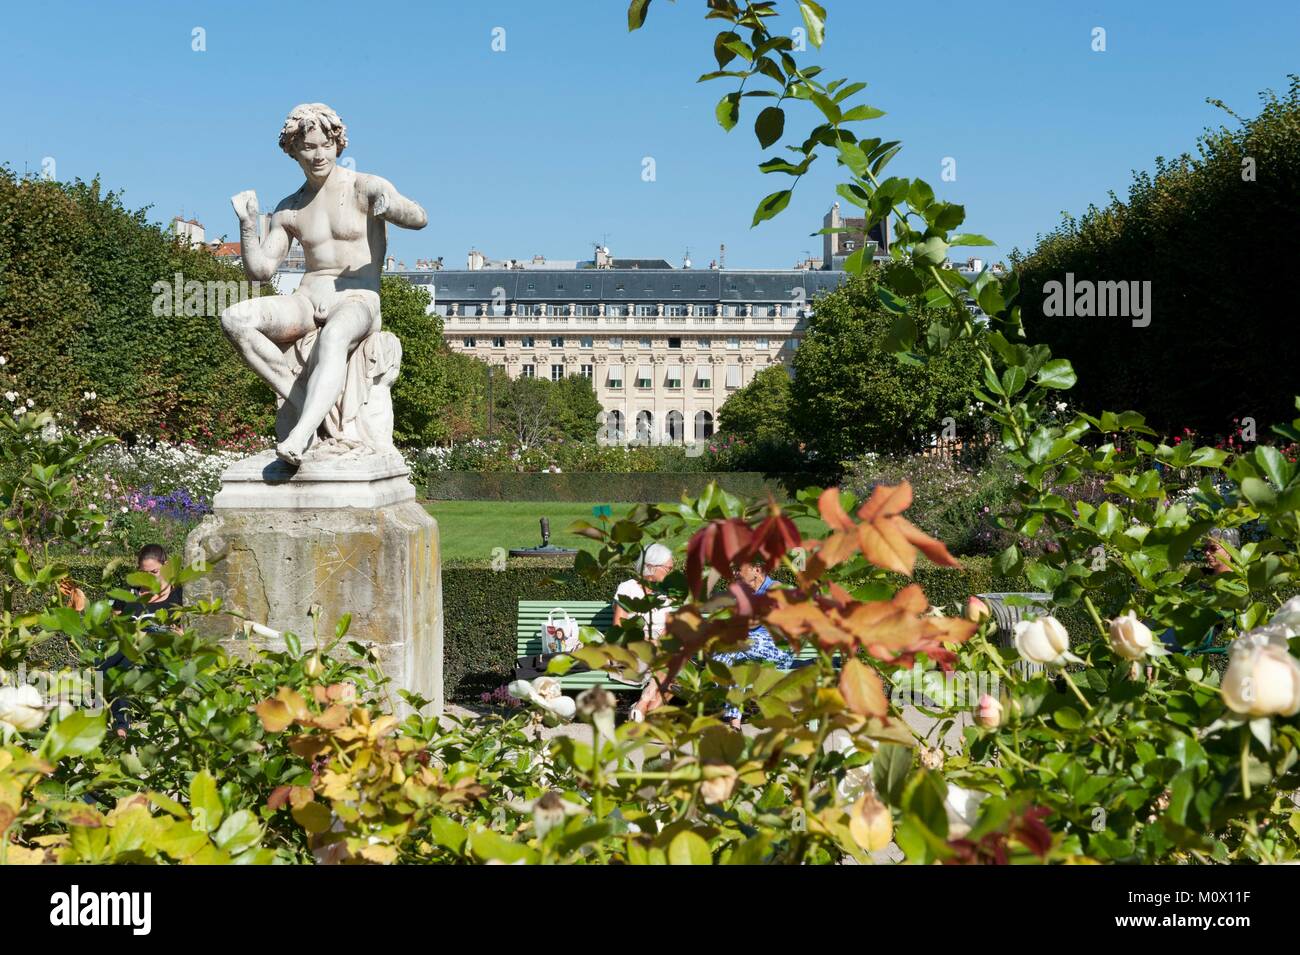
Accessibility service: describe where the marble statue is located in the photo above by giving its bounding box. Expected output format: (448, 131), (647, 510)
(221, 103), (428, 466)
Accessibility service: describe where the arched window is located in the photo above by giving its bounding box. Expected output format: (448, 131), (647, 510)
(605, 409), (625, 443)
(666, 410), (685, 443)
(695, 410), (714, 441)
(635, 410), (653, 444)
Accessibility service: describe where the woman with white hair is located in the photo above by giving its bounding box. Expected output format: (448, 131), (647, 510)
(613, 542), (675, 721)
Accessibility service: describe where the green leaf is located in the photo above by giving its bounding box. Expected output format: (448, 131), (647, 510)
(189, 769), (224, 833)
(948, 233), (995, 247)
(1035, 359), (1077, 390)
(798, 0), (826, 48)
(668, 829), (712, 865)
(751, 189), (792, 227)
(213, 809), (263, 854)
(715, 92), (741, 131)
(43, 710), (106, 761)
(841, 104), (885, 122)
(1053, 707), (1083, 730)
(872, 743), (912, 806)
(725, 834), (772, 864)
(755, 106), (785, 148)
(627, 0), (651, 31)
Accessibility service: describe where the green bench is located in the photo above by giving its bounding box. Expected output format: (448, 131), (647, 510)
(514, 600), (819, 693)
(514, 600), (639, 691)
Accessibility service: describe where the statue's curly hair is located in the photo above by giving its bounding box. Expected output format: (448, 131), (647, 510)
(278, 103), (348, 157)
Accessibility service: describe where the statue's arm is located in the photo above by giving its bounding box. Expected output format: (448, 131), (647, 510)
(363, 175), (427, 230)
(230, 190), (290, 281)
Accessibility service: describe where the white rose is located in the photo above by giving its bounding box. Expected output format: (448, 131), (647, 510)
(1221, 632), (1300, 718)
(507, 678), (576, 720)
(0, 684), (48, 733)
(1108, 612), (1162, 660)
(1270, 597), (1300, 638)
(1013, 616), (1079, 667)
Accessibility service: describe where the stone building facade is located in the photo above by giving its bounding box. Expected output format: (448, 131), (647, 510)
(393, 266), (850, 444)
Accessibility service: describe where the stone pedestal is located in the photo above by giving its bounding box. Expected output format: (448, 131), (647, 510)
(184, 449), (442, 715)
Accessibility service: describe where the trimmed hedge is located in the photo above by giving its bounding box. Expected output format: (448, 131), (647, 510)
(425, 471), (817, 503)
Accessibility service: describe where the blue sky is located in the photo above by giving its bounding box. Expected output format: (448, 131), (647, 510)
(2, 1), (1295, 269)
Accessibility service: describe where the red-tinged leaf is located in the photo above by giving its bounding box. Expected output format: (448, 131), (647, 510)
(817, 530), (860, 568)
(267, 786), (292, 811)
(839, 658), (889, 717)
(857, 518), (916, 576)
(818, 487), (855, 531)
(856, 481), (913, 522)
(901, 521), (962, 569)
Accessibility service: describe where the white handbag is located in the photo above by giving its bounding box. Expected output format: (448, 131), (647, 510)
(540, 607), (581, 654)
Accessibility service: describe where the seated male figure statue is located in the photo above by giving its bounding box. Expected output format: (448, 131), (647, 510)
(222, 102), (427, 465)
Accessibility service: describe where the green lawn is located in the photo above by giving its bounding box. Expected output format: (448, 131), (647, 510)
(424, 499), (825, 563)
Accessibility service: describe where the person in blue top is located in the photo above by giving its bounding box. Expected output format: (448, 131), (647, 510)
(713, 560), (808, 728)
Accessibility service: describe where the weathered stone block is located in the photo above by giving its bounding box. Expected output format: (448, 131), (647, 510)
(184, 455), (442, 715)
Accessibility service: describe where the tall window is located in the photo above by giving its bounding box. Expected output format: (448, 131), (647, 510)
(666, 364), (683, 390)
(635, 304), (656, 317)
(492, 336), (505, 348)
(463, 336), (477, 348)
(606, 410), (625, 442)
(521, 364), (535, 378)
(695, 410), (714, 440)
(667, 304), (688, 317)
(607, 365), (624, 390)
(635, 365), (653, 389)
(551, 364), (564, 382)
(695, 366), (712, 388)
(550, 336), (564, 348)
(580, 364), (593, 380)
(666, 410), (685, 443)
(521, 336), (535, 348)
(635, 410), (653, 444)
(580, 336), (594, 348)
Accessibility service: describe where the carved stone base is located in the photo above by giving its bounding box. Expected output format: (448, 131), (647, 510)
(185, 457), (442, 715)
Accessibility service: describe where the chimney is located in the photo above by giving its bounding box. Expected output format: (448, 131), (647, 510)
(467, 249), (485, 271)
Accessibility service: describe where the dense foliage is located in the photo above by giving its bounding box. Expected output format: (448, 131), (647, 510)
(380, 275), (488, 448)
(0, 169), (272, 444)
(789, 271), (982, 466)
(1014, 76), (1300, 436)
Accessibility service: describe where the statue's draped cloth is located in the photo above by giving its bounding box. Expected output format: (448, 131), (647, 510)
(275, 330), (403, 456)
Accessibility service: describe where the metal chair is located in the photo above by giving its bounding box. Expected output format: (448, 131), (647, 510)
(976, 592), (1054, 677)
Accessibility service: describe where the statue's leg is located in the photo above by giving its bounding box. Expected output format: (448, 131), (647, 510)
(275, 299), (375, 464)
(220, 295), (315, 399)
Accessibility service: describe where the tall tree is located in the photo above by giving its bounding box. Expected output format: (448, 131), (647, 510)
(552, 373), (603, 441)
(789, 269), (981, 468)
(1015, 78), (1300, 436)
(717, 364), (792, 443)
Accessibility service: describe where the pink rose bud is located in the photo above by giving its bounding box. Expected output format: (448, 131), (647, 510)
(976, 693), (1003, 728)
(966, 597), (991, 624)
